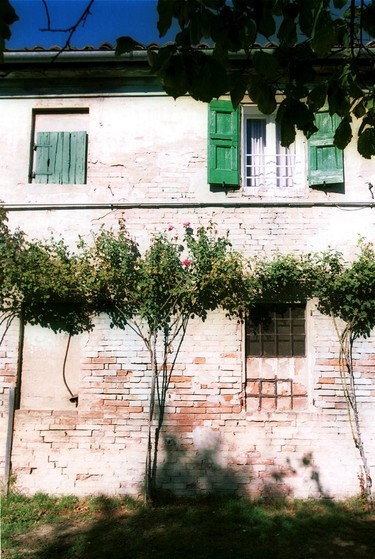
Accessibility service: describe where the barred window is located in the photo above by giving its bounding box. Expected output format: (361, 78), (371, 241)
(246, 304), (305, 357)
(244, 117), (297, 188)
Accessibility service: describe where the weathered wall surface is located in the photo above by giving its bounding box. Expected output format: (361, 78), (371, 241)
(5, 311), (375, 499)
(0, 88), (374, 499)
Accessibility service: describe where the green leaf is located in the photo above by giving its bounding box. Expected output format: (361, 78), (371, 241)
(157, 0), (179, 38)
(0, 0), (18, 28)
(276, 43), (315, 89)
(282, 2), (300, 20)
(115, 36), (143, 56)
(160, 55), (189, 99)
(298, 0), (314, 36)
(230, 72), (247, 107)
(189, 55), (229, 102)
(248, 77), (276, 115)
(254, 2), (276, 38)
(189, 14), (203, 45)
(328, 75), (351, 117)
(276, 101), (297, 147)
(307, 83), (328, 112)
(253, 51), (280, 80)
(353, 100), (366, 119)
(277, 18), (297, 47)
(147, 49), (159, 71)
(358, 127), (375, 159)
(333, 0), (347, 8)
(175, 27), (192, 47)
(362, 4), (375, 38)
(286, 83), (309, 101)
(338, 64), (364, 99)
(202, 0), (225, 8)
(147, 45), (176, 73)
(239, 18), (257, 52)
(291, 99), (317, 135)
(311, 10), (336, 56)
(210, 6), (242, 52)
(0, 0), (18, 61)
(334, 117), (352, 150)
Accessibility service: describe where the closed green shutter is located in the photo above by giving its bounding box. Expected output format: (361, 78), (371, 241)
(35, 131), (87, 184)
(308, 112), (344, 186)
(208, 100), (240, 186)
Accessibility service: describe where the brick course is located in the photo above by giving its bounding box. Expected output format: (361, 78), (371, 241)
(1, 307), (374, 500)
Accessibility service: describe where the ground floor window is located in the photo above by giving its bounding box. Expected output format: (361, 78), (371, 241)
(246, 303), (306, 358)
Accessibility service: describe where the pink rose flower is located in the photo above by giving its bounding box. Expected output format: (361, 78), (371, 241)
(183, 221), (191, 228)
(168, 224), (175, 231)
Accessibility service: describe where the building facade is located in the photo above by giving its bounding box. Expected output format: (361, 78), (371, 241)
(0, 49), (374, 499)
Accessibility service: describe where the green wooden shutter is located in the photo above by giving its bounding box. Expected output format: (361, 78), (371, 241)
(35, 131), (87, 184)
(208, 100), (240, 186)
(308, 112), (344, 186)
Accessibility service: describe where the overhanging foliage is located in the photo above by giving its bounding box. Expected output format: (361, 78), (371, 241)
(116, 0), (375, 158)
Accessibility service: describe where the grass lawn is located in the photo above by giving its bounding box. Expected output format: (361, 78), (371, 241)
(2, 492), (375, 558)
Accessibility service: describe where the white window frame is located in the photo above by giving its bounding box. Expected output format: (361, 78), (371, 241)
(242, 106), (305, 194)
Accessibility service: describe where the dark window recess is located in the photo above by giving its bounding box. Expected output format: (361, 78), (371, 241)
(246, 304), (305, 357)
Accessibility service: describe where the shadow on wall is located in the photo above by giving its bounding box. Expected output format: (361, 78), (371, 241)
(155, 431), (331, 502)
(156, 433), (240, 496)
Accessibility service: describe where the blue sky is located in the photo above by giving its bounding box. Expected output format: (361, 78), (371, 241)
(7, 1), (365, 50)
(7, 0), (173, 49)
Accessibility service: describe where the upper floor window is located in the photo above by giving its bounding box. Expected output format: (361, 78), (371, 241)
(207, 101), (344, 190)
(244, 110), (297, 188)
(30, 109), (88, 185)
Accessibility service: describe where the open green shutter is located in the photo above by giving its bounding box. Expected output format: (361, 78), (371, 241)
(69, 131), (87, 184)
(308, 112), (344, 186)
(34, 132), (52, 183)
(208, 100), (240, 186)
(35, 131), (87, 184)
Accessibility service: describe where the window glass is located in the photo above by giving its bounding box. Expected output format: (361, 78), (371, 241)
(246, 303), (306, 357)
(243, 111), (299, 189)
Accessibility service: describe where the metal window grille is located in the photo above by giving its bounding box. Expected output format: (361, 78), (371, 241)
(246, 304), (306, 357)
(245, 118), (297, 188)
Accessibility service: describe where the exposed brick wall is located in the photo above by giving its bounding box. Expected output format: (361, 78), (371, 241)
(3, 307), (374, 499)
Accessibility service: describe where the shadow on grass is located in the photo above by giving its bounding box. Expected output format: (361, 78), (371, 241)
(6, 494), (375, 559)
(4, 436), (374, 559)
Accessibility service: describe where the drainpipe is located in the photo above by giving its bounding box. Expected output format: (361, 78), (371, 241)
(4, 386), (15, 494)
(4, 309), (25, 494)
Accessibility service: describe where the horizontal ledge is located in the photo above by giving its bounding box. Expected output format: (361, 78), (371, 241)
(3, 47), (375, 65)
(1, 202), (374, 211)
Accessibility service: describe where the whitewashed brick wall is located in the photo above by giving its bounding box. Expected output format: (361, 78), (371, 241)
(0, 90), (374, 499)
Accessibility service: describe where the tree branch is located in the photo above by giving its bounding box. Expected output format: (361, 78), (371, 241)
(40, 0), (95, 52)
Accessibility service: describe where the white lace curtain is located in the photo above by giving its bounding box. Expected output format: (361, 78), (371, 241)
(246, 119), (295, 187)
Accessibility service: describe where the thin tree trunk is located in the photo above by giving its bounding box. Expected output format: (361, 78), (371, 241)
(345, 334), (373, 507)
(146, 317), (189, 502)
(334, 316), (373, 508)
(145, 333), (158, 503)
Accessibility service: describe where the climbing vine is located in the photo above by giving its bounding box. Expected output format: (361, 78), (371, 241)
(0, 210), (374, 504)
(0, 208), (24, 341)
(315, 240), (375, 506)
(84, 221), (246, 501)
